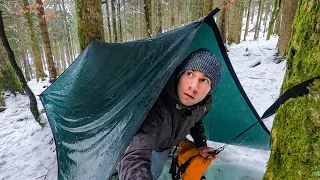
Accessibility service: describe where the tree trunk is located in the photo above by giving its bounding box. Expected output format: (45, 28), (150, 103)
(254, 0), (264, 40)
(143, 0), (152, 37)
(110, 0), (118, 42)
(277, 0), (298, 56)
(156, 0), (162, 34)
(263, 0), (271, 37)
(266, 0), (280, 40)
(171, 0), (180, 29)
(60, 1), (73, 66)
(35, 0), (57, 83)
(203, 0), (213, 15)
(17, 21), (31, 81)
(274, 0), (282, 35)
(192, 0), (203, 21)
(75, 0), (105, 51)
(105, 1), (113, 42)
(243, 0), (252, 41)
(264, 1), (320, 179)
(250, 0), (255, 24)
(0, 40), (22, 93)
(218, 8), (228, 43)
(228, 0), (243, 44)
(117, 0), (123, 42)
(20, 0), (45, 80)
(0, 12), (45, 127)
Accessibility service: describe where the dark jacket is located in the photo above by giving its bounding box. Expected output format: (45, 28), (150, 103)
(119, 72), (212, 180)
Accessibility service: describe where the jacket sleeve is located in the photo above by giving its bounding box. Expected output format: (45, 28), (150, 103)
(190, 98), (212, 148)
(190, 119), (207, 148)
(119, 106), (162, 180)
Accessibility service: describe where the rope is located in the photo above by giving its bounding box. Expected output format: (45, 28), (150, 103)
(216, 0), (238, 10)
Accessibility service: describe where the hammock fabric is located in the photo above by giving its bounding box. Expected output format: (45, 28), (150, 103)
(40, 9), (271, 180)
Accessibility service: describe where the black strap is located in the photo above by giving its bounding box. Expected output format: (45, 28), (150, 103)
(207, 76), (320, 156)
(170, 154), (200, 180)
(261, 75), (320, 119)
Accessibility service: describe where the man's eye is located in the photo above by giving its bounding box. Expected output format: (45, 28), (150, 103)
(186, 72), (193, 77)
(200, 79), (209, 83)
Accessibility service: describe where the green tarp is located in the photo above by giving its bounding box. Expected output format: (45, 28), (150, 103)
(40, 12), (270, 180)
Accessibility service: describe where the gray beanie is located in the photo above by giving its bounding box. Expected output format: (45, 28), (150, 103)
(178, 48), (222, 93)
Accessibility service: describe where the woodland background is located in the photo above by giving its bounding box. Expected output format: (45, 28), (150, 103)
(0, 0), (319, 179)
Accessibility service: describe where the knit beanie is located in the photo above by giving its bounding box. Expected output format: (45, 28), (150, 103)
(178, 48), (222, 93)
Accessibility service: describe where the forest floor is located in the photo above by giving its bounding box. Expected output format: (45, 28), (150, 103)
(0, 35), (286, 180)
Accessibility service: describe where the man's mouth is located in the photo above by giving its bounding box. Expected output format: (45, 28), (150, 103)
(184, 93), (195, 99)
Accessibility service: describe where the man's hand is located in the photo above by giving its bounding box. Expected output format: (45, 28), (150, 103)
(198, 146), (217, 160)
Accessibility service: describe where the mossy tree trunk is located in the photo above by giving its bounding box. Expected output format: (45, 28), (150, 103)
(75, 0), (105, 51)
(0, 12), (45, 127)
(35, 0), (57, 83)
(277, 0), (298, 56)
(20, 0), (45, 80)
(264, 1), (320, 179)
(0, 42), (23, 94)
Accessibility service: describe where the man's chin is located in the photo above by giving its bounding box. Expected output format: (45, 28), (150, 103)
(180, 100), (196, 107)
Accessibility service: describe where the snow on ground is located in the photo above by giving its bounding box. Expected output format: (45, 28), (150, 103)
(0, 35), (285, 180)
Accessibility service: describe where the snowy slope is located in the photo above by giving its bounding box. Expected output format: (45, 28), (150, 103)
(0, 36), (285, 180)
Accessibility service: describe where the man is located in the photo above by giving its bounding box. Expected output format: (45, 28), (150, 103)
(119, 48), (222, 180)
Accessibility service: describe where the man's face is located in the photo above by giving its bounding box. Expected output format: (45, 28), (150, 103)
(177, 70), (211, 106)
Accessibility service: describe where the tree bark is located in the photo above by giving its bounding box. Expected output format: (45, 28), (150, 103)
(262, 0), (271, 37)
(0, 12), (45, 127)
(203, 0), (213, 15)
(171, 0), (180, 29)
(60, 1), (73, 66)
(218, 8), (228, 43)
(17, 21), (31, 81)
(266, 0), (280, 40)
(156, 0), (162, 35)
(254, 0), (264, 40)
(278, 0), (298, 56)
(143, 0), (152, 37)
(20, 0), (45, 80)
(35, 0), (57, 83)
(274, 0), (282, 35)
(105, 1), (113, 42)
(117, 0), (123, 42)
(264, 1), (320, 179)
(243, 0), (252, 41)
(228, 0), (243, 44)
(75, 0), (105, 51)
(110, 0), (118, 42)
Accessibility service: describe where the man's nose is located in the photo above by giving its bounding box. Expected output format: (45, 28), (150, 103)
(189, 80), (199, 93)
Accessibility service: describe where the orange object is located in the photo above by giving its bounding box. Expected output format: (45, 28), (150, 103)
(177, 140), (213, 180)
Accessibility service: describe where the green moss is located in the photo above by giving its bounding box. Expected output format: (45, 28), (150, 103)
(264, 2), (320, 178)
(281, 0), (320, 93)
(0, 91), (5, 112)
(264, 80), (320, 180)
(75, 0), (105, 51)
